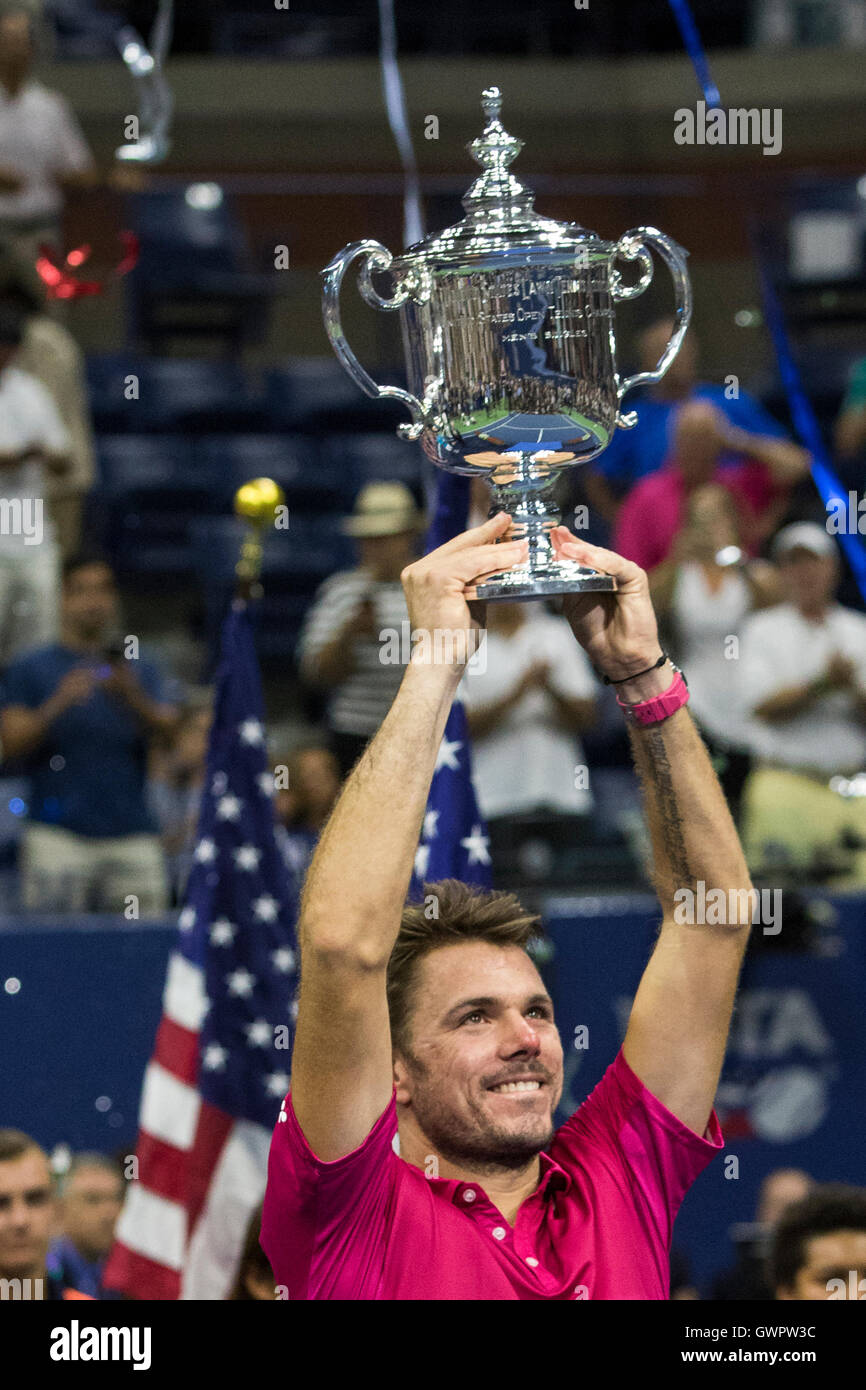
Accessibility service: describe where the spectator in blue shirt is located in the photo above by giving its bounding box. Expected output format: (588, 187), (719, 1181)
(0, 553), (180, 913)
(583, 316), (810, 526)
(47, 1153), (124, 1301)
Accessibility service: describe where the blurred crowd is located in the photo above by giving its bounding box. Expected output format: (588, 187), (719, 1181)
(3, 1125), (864, 1300)
(0, 0), (865, 912)
(1, 0), (865, 1312)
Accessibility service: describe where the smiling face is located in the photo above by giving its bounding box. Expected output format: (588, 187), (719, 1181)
(0, 1148), (55, 1281)
(393, 941), (563, 1173)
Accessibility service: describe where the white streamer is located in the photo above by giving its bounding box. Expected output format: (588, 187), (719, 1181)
(377, 0), (424, 248)
(114, 0), (175, 164)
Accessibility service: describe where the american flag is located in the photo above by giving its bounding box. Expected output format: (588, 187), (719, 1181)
(408, 472), (493, 900)
(104, 600), (299, 1300)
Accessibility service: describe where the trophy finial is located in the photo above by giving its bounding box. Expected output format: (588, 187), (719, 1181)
(481, 87), (502, 121)
(464, 85), (533, 218)
(468, 85), (523, 174)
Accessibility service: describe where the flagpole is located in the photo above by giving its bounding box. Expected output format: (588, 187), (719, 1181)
(233, 477), (285, 602)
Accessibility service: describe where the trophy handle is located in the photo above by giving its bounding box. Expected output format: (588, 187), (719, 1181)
(322, 240), (433, 441)
(610, 227), (692, 429)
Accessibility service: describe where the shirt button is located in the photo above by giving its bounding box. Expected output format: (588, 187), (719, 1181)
(492, 1226), (507, 1240)
(463, 1189), (476, 1203)
(525, 1256), (539, 1268)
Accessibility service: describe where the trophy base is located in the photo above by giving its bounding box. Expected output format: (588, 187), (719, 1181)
(464, 560), (617, 602)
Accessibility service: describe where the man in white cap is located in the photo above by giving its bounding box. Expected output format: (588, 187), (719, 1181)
(737, 522), (866, 887)
(298, 482), (425, 776)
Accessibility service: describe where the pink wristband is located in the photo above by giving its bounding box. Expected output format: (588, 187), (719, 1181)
(616, 669), (690, 726)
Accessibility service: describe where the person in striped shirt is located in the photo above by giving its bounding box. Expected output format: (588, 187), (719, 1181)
(298, 482), (425, 777)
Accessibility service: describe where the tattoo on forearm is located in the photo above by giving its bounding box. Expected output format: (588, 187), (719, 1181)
(634, 725), (694, 884)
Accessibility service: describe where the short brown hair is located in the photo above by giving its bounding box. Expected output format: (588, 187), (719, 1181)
(386, 879), (544, 1060)
(0, 1128), (42, 1164)
(769, 1184), (866, 1293)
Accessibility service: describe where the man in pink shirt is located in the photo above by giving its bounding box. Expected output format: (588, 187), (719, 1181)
(613, 399), (808, 573)
(261, 514), (755, 1299)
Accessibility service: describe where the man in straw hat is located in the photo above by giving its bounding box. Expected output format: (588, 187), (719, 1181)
(298, 481), (425, 777)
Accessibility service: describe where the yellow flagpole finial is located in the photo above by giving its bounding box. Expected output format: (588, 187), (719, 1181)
(233, 478), (286, 594)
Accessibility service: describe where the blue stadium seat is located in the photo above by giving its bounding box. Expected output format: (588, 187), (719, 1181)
(87, 356), (264, 433)
(190, 515), (355, 669)
(94, 435), (227, 579)
(324, 432), (425, 495)
(96, 434), (198, 499)
(132, 359), (264, 432)
(194, 435), (351, 512)
(264, 359), (408, 432)
(85, 353), (149, 430)
(190, 515), (353, 584)
(123, 190), (276, 353)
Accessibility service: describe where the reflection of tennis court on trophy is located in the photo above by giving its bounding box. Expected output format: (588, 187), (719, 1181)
(462, 410), (602, 451)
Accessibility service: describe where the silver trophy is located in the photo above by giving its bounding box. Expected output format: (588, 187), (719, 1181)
(322, 86), (692, 599)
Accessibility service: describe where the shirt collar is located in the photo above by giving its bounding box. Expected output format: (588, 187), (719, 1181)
(537, 1149), (571, 1196)
(428, 1148), (571, 1208)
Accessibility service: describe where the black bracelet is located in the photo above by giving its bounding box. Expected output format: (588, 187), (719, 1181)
(595, 652), (668, 686)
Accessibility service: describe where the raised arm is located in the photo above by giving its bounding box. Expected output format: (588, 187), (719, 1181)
(290, 514), (528, 1161)
(551, 529), (752, 1138)
(725, 425), (811, 485)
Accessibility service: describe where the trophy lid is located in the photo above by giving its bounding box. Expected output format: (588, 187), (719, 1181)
(396, 87), (609, 269)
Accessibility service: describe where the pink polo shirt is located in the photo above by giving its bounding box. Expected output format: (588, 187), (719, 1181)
(613, 457), (782, 572)
(260, 1048), (723, 1300)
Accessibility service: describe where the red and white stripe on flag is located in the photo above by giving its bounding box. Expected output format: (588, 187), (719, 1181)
(103, 951), (268, 1300)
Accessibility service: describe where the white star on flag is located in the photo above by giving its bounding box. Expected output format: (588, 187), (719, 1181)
(216, 795), (242, 821)
(264, 1070), (291, 1097)
(238, 719), (264, 746)
(435, 737), (462, 773)
(202, 1043), (228, 1071)
(423, 809), (440, 840)
(460, 824), (491, 866)
(233, 844), (261, 872)
(211, 771), (228, 796)
(178, 906), (196, 932)
(414, 843), (431, 879)
(257, 770), (275, 797)
(245, 1020), (272, 1048)
(209, 918), (236, 946)
(253, 895), (279, 922)
(194, 838), (217, 864)
(271, 947), (295, 973)
(226, 967), (255, 998)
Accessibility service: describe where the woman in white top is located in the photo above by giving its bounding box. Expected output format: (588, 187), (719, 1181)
(649, 483), (782, 824)
(460, 600), (598, 822)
